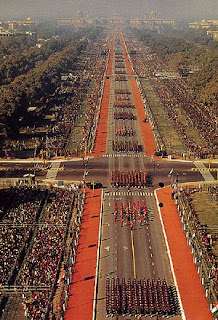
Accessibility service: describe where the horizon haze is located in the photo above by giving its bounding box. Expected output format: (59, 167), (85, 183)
(0, 0), (217, 21)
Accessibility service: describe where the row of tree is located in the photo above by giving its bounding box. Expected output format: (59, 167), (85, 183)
(0, 25), (101, 86)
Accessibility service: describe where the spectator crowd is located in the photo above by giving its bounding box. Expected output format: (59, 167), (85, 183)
(176, 185), (217, 306)
(0, 185), (87, 320)
(42, 35), (109, 158)
(126, 36), (217, 158)
(0, 186), (46, 285)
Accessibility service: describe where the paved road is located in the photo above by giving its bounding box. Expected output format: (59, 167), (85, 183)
(95, 34), (182, 320)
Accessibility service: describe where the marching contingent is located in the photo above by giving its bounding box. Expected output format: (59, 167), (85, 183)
(114, 111), (136, 121)
(115, 126), (134, 137)
(106, 277), (179, 317)
(114, 200), (148, 226)
(112, 140), (140, 153)
(111, 170), (148, 188)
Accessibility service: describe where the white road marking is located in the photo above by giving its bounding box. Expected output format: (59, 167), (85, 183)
(105, 246), (110, 251)
(107, 191), (153, 197)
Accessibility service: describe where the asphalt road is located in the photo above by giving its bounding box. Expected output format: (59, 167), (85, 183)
(95, 36), (182, 320)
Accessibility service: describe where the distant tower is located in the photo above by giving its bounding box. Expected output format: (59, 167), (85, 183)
(149, 10), (157, 20)
(113, 11), (118, 19)
(75, 9), (83, 19)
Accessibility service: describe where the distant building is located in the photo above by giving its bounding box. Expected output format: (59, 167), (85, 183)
(207, 30), (218, 41)
(130, 11), (175, 29)
(0, 27), (14, 38)
(58, 9), (87, 27)
(1, 17), (40, 31)
(189, 19), (218, 30)
(108, 12), (124, 25)
(0, 27), (37, 40)
(58, 10), (174, 29)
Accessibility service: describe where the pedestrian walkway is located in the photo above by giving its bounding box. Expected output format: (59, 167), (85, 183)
(103, 153), (146, 158)
(194, 161), (216, 182)
(46, 161), (61, 179)
(156, 186), (213, 320)
(106, 191), (153, 197)
(64, 188), (102, 320)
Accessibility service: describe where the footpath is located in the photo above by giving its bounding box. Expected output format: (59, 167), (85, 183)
(64, 187), (102, 320)
(156, 186), (213, 320)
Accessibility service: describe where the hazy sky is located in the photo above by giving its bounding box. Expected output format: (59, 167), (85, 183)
(0, 0), (217, 21)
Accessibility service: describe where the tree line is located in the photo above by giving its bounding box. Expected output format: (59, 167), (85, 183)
(0, 27), (102, 144)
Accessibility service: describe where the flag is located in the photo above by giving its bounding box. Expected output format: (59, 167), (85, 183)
(168, 168), (173, 177)
(212, 302), (218, 316)
(58, 271), (65, 284)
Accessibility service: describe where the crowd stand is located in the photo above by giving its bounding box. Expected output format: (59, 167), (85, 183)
(175, 184), (217, 308)
(0, 187), (47, 285)
(126, 35), (217, 158)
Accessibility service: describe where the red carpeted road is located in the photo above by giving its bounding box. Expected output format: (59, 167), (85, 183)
(121, 38), (133, 75)
(121, 35), (157, 156)
(156, 186), (213, 320)
(65, 188), (102, 320)
(92, 78), (111, 157)
(107, 42), (113, 76)
(91, 43), (113, 157)
(130, 79), (157, 156)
